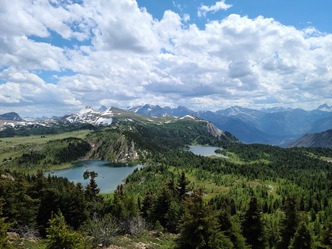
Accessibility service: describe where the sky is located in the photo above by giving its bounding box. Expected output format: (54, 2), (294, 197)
(0, 0), (332, 117)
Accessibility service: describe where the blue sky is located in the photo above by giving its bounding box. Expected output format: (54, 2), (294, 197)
(138, 0), (332, 33)
(0, 0), (331, 117)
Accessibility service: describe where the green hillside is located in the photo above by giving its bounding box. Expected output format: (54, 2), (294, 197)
(0, 116), (237, 172)
(0, 118), (331, 248)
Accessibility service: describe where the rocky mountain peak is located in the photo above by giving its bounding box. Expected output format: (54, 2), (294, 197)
(317, 104), (332, 112)
(0, 112), (23, 121)
(98, 105), (108, 112)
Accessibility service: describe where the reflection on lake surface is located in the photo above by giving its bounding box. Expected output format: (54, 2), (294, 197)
(188, 145), (224, 157)
(46, 160), (142, 193)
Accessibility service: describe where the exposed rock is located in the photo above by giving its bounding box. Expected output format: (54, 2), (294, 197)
(205, 122), (223, 137)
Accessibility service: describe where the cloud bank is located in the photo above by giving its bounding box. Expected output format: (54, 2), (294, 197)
(0, 0), (331, 116)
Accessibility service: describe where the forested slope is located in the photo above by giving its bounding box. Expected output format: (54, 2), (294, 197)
(0, 120), (331, 248)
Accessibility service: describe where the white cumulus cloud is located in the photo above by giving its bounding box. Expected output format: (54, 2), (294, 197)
(0, 0), (331, 116)
(198, 0), (232, 17)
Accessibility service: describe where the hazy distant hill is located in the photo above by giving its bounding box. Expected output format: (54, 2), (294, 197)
(128, 104), (332, 146)
(288, 129), (332, 148)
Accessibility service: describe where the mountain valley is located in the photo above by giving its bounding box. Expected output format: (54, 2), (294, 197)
(0, 105), (332, 248)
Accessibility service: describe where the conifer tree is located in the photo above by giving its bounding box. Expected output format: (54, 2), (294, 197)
(111, 190), (126, 219)
(320, 222), (332, 248)
(177, 172), (189, 199)
(218, 211), (248, 249)
(278, 196), (298, 249)
(289, 222), (312, 249)
(165, 200), (183, 233)
(242, 196), (266, 249)
(177, 190), (233, 249)
(141, 192), (154, 222)
(83, 170), (100, 201)
(151, 187), (172, 228)
(46, 212), (86, 249)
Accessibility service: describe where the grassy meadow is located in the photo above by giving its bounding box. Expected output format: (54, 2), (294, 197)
(0, 130), (91, 172)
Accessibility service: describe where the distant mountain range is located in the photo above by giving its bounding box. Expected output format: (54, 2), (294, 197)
(0, 112), (22, 121)
(289, 129), (332, 148)
(1, 106), (235, 142)
(128, 104), (332, 146)
(1, 104), (332, 146)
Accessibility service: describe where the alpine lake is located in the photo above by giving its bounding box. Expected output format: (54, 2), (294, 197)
(46, 160), (142, 194)
(188, 145), (225, 157)
(46, 146), (223, 194)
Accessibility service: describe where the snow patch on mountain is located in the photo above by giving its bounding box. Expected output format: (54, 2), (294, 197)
(65, 106), (114, 125)
(179, 115), (196, 120)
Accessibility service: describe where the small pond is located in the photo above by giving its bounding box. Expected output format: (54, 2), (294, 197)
(188, 145), (225, 157)
(46, 160), (142, 193)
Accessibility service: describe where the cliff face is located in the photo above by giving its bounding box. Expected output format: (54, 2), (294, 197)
(87, 131), (140, 162)
(205, 122), (223, 138)
(289, 129), (332, 148)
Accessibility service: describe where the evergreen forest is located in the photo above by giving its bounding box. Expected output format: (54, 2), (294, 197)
(0, 119), (331, 248)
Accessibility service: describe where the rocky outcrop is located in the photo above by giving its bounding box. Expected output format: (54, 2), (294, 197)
(205, 122), (223, 138)
(88, 132), (140, 162)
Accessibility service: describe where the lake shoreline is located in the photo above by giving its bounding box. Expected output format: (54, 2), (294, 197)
(45, 160), (142, 193)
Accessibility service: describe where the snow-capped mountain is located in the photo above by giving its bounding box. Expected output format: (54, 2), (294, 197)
(64, 106), (113, 125)
(127, 104), (168, 117)
(0, 107), (232, 145)
(127, 104), (195, 117)
(1, 104), (331, 146)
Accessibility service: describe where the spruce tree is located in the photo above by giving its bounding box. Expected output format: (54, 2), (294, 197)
(177, 172), (189, 200)
(242, 196), (266, 249)
(290, 222), (312, 249)
(141, 192), (154, 222)
(218, 211), (248, 249)
(84, 170), (100, 202)
(320, 222), (332, 248)
(278, 196), (298, 249)
(177, 190), (233, 249)
(46, 212), (86, 249)
(151, 187), (172, 228)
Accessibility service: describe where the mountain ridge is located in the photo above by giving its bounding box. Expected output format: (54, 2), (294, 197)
(0, 112), (22, 121)
(127, 104), (332, 146)
(288, 129), (332, 148)
(0, 106), (236, 145)
(1, 104), (331, 146)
